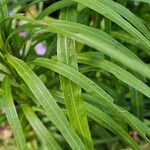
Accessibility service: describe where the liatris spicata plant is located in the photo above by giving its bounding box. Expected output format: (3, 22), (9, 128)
(0, 0), (150, 150)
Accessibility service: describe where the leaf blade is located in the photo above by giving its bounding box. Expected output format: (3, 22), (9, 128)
(2, 76), (27, 150)
(85, 103), (140, 150)
(32, 58), (149, 141)
(57, 4), (93, 149)
(6, 54), (85, 150)
(73, 0), (150, 53)
(77, 52), (150, 99)
(22, 104), (61, 150)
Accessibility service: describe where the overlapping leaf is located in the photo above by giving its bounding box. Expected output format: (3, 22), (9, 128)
(8, 15), (150, 79)
(73, 0), (150, 53)
(57, 4), (93, 149)
(2, 76), (27, 150)
(22, 104), (61, 150)
(6, 54), (85, 150)
(77, 52), (150, 98)
(32, 58), (150, 141)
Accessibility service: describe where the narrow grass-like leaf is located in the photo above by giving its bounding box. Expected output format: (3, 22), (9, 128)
(36, 0), (75, 20)
(22, 104), (61, 150)
(105, 18), (111, 34)
(101, 0), (150, 40)
(6, 55), (85, 150)
(47, 19), (150, 79)
(1, 2), (149, 149)
(32, 58), (114, 103)
(111, 31), (144, 50)
(45, 90), (140, 149)
(130, 88), (144, 120)
(77, 52), (150, 99)
(57, 5), (93, 149)
(73, 0), (150, 53)
(83, 94), (149, 141)
(32, 58), (149, 141)
(11, 14), (142, 61)
(9, 15), (150, 79)
(2, 76), (27, 150)
(85, 103), (140, 150)
(0, 0), (8, 18)
(51, 89), (149, 140)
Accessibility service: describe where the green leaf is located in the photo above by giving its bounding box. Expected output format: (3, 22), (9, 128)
(44, 90), (140, 149)
(101, 0), (150, 40)
(2, 76), (27, 150)
(0, 0), (8, 18)
(111, 31), (144, 50)
(47, 19), (150, 79)
(57, 4), (93, 149)
(32, 58), (114, 103)
(77, 52), (150, 99)
(6, 54), (85, 150)
(9, 15), (150, 79)
(36, 0), (76, 20)
(83, 94), (149, 142)
(51, 89), (149, 142)
(73, 0), (150, 53)
(22, 104), (61, 150)
(129, 87), (143, 120)
(85, 103), (140, 150)
(32, 58), (149, 141)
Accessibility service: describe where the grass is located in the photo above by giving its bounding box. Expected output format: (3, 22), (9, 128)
(0, 0), (150, 149)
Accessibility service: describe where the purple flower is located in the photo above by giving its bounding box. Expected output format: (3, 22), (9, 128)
(35, 43), (46, 56)
(19, 30), (27, 38)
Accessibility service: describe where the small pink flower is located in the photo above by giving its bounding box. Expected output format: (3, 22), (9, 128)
(129, 130), (140, 143)
(19, 30), (27, 38)
(35, 43), (46, 56)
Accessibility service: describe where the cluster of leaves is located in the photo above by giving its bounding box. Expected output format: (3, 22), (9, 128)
(0, 0), (150, 149)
